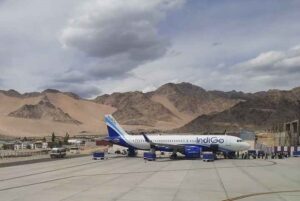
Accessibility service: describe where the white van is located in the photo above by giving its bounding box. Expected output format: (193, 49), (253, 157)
(50, 147), (66, 158)
(70, 147), (80, 154)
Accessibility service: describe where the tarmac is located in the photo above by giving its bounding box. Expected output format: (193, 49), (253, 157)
(0, 155), (299, 201)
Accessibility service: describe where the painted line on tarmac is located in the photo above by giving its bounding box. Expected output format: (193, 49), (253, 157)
(231, 160), (288, 201)
(0, 160), (276, 182)
(0, 160), (277, 192)
(222, 190), (300, 201)
(213, 162), (229, 200)
(0, 157), (123, 182)
(0, 154), (91, 168)
(0, 157), (157, 192)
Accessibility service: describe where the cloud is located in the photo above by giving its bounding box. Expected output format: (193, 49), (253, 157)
(59, 0), (184, 80)
(212, 42), (222, 47)
(195, 45), (300, 92)
(42, 82), (102, 98)
(234, 46), (300, 74)
(0, 0), (82, 91)
(0, 0), (300, 97)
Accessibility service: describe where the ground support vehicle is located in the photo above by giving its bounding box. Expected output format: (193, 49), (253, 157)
(50, 148), (66, 158)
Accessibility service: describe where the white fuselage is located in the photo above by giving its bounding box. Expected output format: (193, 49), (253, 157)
(120, 134), (250, 152)
(104, 114), (250, 153)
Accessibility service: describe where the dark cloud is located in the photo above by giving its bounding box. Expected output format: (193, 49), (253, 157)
(1, 0), (300, 96)
(54, 70), (89, 84)
(212, 42), (222, 47)
(59, 0), (184, 81)
(42, 82), (102, 99)
(54, 54), (141, 85)
(62, 26), (169, 61)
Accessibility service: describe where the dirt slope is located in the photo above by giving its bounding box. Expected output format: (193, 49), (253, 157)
(0, 90), (115, 137)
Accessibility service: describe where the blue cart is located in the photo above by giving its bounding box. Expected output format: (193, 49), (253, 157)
(144, 152), (156, 161)
(93, 152), (105, 160)
(202, 152), (214, 162)
(293, 151), (300, 157)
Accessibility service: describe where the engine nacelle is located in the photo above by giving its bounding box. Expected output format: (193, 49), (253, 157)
(210, 144), (219, 152)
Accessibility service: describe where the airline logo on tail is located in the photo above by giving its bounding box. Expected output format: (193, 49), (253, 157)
(104, 115), (127, 139)
(105, 115), (117, 126)
(104, 115), (133, 148)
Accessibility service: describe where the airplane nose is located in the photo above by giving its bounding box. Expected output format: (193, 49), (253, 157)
(245, 142), (250, 150)
(240, 142), (250, 150)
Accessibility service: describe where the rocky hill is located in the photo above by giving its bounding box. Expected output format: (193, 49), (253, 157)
(0, 88), (80, 99)
(8, 96), (81, 124)
(94, 82), (241, 129)
(1, 82), (300, 137)
(0, 89), (115, 137)
(0, 89), (22, 97)
(95, 91), (176, 126)
(176, 88), (300, 133)
(150, 82), (240, 116)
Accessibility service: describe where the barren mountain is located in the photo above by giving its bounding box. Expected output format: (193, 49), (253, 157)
(1, 83), (300, 137)
(8, 96), (81, 124)
(0, 90), (115, 137)
(176, 88), (300, 133)
(94, 91), (177, 127)
(150, 82), (240, 117)
(94, 83), (241, 129)
(0, 89), (22, 97)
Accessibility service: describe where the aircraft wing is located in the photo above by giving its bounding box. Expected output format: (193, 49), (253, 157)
(142, 134), (185, 152)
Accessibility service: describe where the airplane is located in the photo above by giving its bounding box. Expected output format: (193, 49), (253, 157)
(104, 114), (250, 159)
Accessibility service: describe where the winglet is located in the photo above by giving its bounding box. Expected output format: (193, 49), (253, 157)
(142, 133), (151, 143)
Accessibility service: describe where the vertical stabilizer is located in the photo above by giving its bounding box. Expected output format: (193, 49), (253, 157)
(104, 115), (129, 138)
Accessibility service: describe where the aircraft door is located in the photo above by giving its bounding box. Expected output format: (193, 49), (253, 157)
(224, 136), (231, 149)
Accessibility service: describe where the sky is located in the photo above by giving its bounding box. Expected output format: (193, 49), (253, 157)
(0, 0), (300, 98)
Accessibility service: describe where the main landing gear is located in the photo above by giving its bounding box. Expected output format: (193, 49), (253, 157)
(127, 148), (137, 157)
(170, 152), (177, 159)
(223, 151), (236, 159)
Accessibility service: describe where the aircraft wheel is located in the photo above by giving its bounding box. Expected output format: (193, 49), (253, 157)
(170, 153), (177, 159)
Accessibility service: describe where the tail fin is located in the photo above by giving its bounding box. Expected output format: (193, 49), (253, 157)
(104, 115), (129, 138)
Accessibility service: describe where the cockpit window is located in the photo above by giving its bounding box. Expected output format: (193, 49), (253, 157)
(237, 139), (243, 142)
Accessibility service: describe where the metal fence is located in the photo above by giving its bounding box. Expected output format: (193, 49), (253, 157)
(255, 142), (300, 155)
(0, 150), (49, 159)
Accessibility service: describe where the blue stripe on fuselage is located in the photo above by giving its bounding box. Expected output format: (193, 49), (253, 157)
(106, 121), (234, 153)
(155, 143), (233, 153)
(106, 126), (137, 149)
(105, 118), (124, 137)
